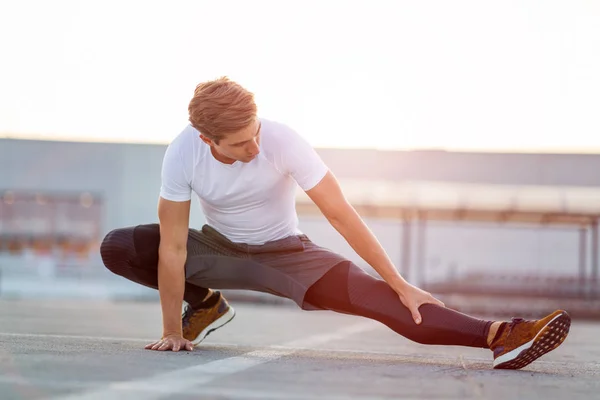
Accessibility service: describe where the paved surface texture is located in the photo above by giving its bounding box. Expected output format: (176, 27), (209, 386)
(0, 298), (598, 400)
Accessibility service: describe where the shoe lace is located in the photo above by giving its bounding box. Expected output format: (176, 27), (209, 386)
(506, 317), (526, 335)
(182, 305), (194, 328)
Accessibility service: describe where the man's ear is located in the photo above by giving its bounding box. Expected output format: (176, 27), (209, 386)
(199, 134), (212, 146)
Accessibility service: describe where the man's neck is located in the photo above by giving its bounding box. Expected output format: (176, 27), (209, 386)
(210, 146), (236, 165)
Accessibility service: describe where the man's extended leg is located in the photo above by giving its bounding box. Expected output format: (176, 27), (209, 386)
(99, 224), (235, 344)
(304, 261), (570, 369)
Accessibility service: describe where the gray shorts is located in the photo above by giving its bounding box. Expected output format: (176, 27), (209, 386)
(184, 224), (349, 310)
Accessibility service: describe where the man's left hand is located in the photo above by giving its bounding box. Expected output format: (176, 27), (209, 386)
(396, 283), (445, 325)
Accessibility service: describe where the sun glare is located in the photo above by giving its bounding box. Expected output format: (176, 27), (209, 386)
(0, 1), (599, 152)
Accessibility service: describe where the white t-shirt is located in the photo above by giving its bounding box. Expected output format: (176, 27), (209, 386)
(159, 118), (328, 245)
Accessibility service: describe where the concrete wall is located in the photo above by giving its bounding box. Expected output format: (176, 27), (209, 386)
(319, 148), (600, 187)
(0, 138), (597, 286)
(0, 139), (206, 233)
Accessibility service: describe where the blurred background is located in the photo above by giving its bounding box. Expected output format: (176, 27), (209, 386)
(1, 0), (600, 318)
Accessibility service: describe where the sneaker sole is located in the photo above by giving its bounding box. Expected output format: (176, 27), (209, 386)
(493, 311), (571, 370)
(192, 306), (236, 345)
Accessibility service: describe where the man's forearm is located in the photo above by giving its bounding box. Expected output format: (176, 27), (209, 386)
(328, 205), (409, 292)
(157, 248), (187, 336)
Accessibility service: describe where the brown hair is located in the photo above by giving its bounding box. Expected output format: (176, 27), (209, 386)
(188, 76), (257, 143)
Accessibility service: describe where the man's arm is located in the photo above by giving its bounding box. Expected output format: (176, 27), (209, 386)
(305, 171), (407, 290)
(305, 171), (444, 324)
(155, 197), (191, 344)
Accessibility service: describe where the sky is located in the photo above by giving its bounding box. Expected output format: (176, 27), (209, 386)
(0, 0), (599, 152)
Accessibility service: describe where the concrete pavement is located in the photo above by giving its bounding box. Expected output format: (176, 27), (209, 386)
(0, 299), (598, 400)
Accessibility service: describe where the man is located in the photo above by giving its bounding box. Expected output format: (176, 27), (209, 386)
(100, 76), (570, 370)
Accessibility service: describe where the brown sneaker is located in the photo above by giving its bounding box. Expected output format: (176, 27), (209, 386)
(182, 291), (235, 345)
(490, 309), (571, 370)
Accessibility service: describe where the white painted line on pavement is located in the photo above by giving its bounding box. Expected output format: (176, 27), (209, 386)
(49, 322), (374, 400)
(0, 331), (568, 366)
(0, 331), (562, 367)
(171, 386), (402, 400)
(0, 331), (490, 370)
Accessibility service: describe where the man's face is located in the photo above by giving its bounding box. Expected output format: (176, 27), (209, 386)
(201, 119), (261, 164)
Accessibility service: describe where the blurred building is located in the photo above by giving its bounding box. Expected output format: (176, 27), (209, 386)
(2, 137), (600, 302)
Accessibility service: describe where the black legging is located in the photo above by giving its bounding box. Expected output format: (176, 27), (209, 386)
(99, 225), (210, 309)
(100, 226), (492, 349)
(305, 261), (492, 348)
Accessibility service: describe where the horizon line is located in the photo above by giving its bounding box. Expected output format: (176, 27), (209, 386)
(2, 132), (600, 155)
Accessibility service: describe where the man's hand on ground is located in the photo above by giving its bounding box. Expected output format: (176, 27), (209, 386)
(396, 283), (445, 325)
(145, 334), (193, 352)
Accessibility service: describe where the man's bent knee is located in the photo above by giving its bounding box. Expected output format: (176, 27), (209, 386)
(99, 227), (137, 274)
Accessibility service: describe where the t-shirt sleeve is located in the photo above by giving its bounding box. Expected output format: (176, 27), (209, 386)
(276, 125), (329, 191)
(159, 141), (192, 202)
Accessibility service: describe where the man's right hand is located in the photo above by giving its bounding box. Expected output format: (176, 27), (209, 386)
(144, 334), (194, 352)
